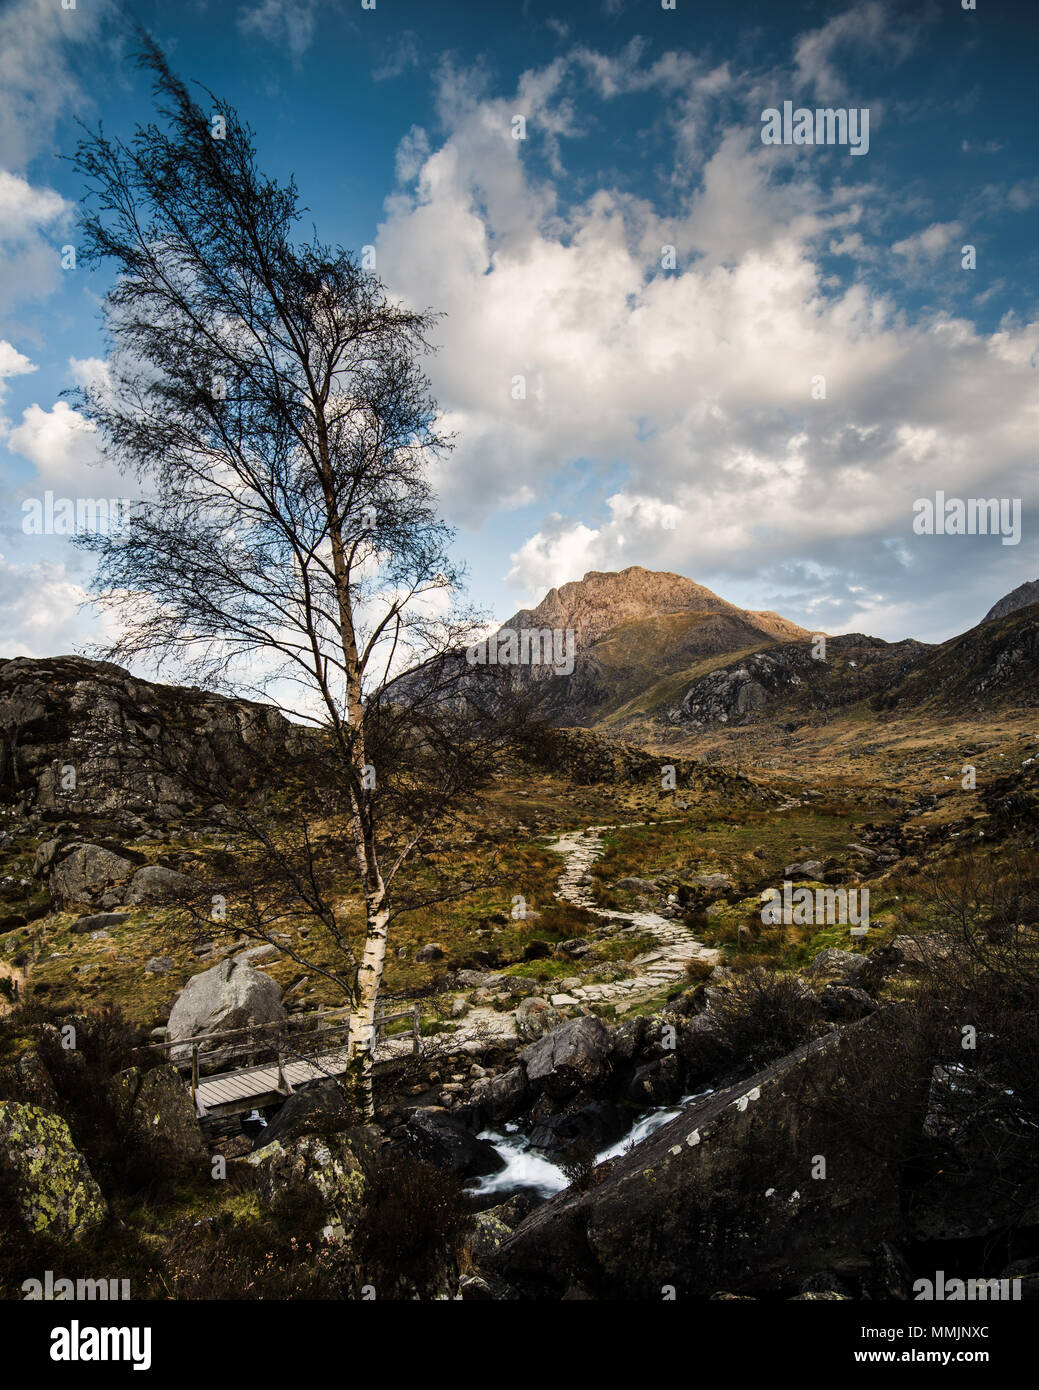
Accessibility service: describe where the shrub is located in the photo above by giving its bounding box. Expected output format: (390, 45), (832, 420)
(349, 1153), (472, 1297)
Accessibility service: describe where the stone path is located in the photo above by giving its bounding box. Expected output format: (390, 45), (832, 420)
(545, 824), (718, 1008)
(375, 823), (718, 1058)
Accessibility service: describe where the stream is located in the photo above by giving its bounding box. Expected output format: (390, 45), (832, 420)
(467, 1087), (714, 1205)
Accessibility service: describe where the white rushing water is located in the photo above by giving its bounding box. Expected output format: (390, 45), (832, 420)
(468, 1089), (713, 1203)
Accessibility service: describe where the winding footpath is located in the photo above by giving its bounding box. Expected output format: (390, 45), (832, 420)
(547, 824), (718, 1008)
(375, 822), (718, 1059)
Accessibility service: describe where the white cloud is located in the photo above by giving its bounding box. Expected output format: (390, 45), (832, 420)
(0, 0), (113, 169)
(6, 400), (115, 499)
(375, 44), (1039, 638)
(0, 170), (74, 316)
(0, 554), (112, 659)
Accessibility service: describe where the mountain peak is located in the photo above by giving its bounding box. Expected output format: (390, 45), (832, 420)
(984, 579), (1039, 624)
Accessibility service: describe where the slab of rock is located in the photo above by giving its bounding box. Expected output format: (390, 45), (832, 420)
(784, 861), (823, 879)
(0, 1101), (107, 1241)
(520, 1016), (613, 1100)
(145, 956), (175, 975)
(166, 958), (284, 1063)
(123, 1064), (205, 1157)
(72, 912), (131, 934)
(494, 1007), (933, 1298)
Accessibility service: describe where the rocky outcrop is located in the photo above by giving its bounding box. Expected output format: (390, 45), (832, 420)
(0, 655), (310, 819)
(983, 579), (1039, 623)
(675, 635), (929, 729)
(247, 1133), (366, 1239)
(166, 958), (284, 1063)
(0, 1100), (108, 1241)
(48, 843), (139, 908)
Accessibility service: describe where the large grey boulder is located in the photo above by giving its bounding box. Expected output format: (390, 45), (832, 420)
(125, 864), (198, 905)
(49, 845), (135, 907)
(520, 1015), (613, 1100)
(166, 958), (284, 1062)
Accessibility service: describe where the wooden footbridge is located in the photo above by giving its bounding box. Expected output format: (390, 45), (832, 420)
(149, 1004), (422, 1120)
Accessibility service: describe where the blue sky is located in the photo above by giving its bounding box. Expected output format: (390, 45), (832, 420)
(1, 0), (1038, 663)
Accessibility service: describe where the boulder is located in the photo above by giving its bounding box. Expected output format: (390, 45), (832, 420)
(234, 944), (279, 965)
(258, 1079), (350, 1149)
(469, 1065), (530, 1125)
(806, 948), (868, 985)
(0, 1101), (107, 1241)
(784, 861), (823, 879)
(72, 912), (131, 934)
(247, 1133), (365, 1238)
(819, 984), (876, 1021)
(467, 1210), (513, 1264)
(50, 845), (136, 907)
(416, 943), (444, 962)
(145, 956), (175, 975)
(123, 1064), (205, 1157)
(614, 877), (658, 894)
(555, 938), (591, 959)
(166, 958), (284, 1063)
(124, 864), (198, 905)
(520, 1016), (613, 1101)
(515, 996), (560, 1042)
(866, 934), (956, 978)
(526, 1095), (626, 1160)
(399, 1107), (504, 1178)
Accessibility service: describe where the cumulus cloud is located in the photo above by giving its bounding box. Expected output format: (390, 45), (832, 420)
(0, 554), (111, 659)
(375, 37), (1038, 639)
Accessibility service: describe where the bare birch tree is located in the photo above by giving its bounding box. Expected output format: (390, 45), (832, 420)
(71, 34), (488, 1118)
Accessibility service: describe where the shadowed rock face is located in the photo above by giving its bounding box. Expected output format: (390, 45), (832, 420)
(491, 1008), (933, 1299)
(0, 655), (309, 819)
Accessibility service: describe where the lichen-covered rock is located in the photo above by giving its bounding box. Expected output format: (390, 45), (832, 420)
(467, 1210), (513, 1263)
(126, 865), (198, 906)
(0, 1101), (107, 1241)
(246, 1134), (365, 1239)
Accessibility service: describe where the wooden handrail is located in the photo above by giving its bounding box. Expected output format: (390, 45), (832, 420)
(151, 1003), (421, 1055)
